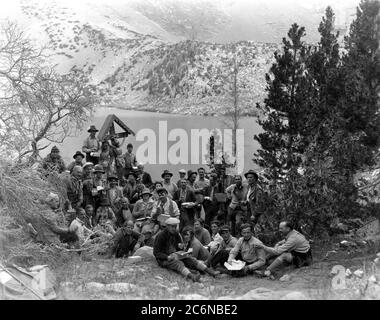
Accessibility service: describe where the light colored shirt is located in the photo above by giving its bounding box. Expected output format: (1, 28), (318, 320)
(229, 236), (266, 269)
(132, 199), (154, 219)
(151, 198), (180, 217)
(225, 183), (249, 209)
(82, 137), (100, 154)
(194, 178), (210, 190)
(219, 235), (238, 252)
(266, 230), (310, 255)
(162, 181), (178, 198)
(69, 218), (92, 244)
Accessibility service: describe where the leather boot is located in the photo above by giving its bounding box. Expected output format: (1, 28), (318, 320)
(186, 272), (201, 282)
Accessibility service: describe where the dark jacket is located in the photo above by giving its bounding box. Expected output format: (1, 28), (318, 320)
(153, 229), (182, 262)
(173, 188), (196, 207)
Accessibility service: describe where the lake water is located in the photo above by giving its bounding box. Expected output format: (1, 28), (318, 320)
(48, 107), (263, 181)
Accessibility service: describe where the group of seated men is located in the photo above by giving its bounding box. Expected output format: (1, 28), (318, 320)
(39, 125), (312, 282)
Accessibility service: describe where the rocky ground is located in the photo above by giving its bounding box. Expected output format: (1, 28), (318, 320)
(56, 242), (380, 300)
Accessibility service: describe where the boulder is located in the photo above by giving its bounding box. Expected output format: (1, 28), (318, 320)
(83, 282), (105, 292)
(353, 269), (364, 278)
(281, 291), (308, 300)
(279, 274), (291, 282)
(238, 287), (278, 300)
(128, 256), (142, 263)
(105, 282), (137, 294)
(178, 294), (208, 300)
(133, 246), (155, 260)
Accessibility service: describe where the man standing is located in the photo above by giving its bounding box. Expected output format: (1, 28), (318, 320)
(176, 169), (187, 188)
(194, 167), (210, 190)
(123, 143), (137, 178)
(228, 223), (266, 275)
(256, 221), (312, 277)
(187, 170), (197, 191)
(173, 179), (196, 230)
(67, 151), (85, 173)
(82, 125), (100, 165)
(204, 173), (225, 223)
(161, 170), (178, 198)
(153, 218), (217, 282)
(137, 163), (153, 188)
(225, 175), (249, 236)
(244, 170), (263, 224)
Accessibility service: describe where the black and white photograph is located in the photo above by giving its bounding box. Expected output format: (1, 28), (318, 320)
(0, 0), (379, 307)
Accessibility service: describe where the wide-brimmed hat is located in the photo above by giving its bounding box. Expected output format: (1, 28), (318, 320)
(156, 187), (168, 195)
(73, 151), (85, 159)
(93, 164), (105, 173)
(161, 170), (173, 179)
(165, 217), (180, 225)
(178, 169), (187, 174)
(107, 175), (119, 181)
(187, 170), (197, 178)
(83, 162), (94, 169)
(244, 170), (259, 180)
(126, 171), (138, 179)
(141, 188), (152, 196)
(87, 125), (99, 133)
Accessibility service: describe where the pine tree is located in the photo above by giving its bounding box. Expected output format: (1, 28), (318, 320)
(335, 0), (380, 175)
(254, 24), (312, 181)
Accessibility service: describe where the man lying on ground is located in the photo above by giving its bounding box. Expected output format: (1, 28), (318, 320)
(153, 217), (218, 282)
(227, 223), (266, 276)
(255, 221), (312, 278)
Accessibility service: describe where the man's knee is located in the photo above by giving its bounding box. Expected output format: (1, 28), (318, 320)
(278, 252), (293, 263)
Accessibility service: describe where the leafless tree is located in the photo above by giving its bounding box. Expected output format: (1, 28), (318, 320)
(0, 21), (96, 162)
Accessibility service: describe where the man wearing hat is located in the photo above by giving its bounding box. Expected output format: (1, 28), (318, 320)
(225, 175), (249, 236)
(176, 169), (187, 188)
(161, 169), (178, 198)
(82, 125), (100, 165)
(132, 188), (155, 233)
(41, 145), (66, 174)
(123, 143), (138, 178)
(244, 170), (263, 224)
(95, 198), (117, 226)
(151, 187), (180, 221)
(153, 217), (203, 282)
(187, 170), (198, 191)
(67, 151), (85, 173)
